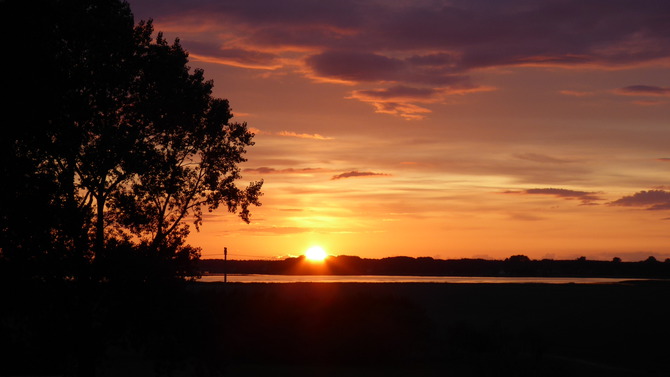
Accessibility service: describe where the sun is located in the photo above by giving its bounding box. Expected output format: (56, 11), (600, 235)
(305, 246), (328, 262)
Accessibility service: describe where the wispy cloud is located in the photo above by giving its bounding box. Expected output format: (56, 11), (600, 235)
(331, 171), (391, 180)
(244, 167), (327, 174)
(559, 90), (595, 97)
(238, 225), (313, 235)
(632, 99), (666, 106)
(610, 190), (670, 210)
(508, 188), (603, 205)
(348, 84), (492, 120)
(614, 85), (670, 97)
(186, 42), (282, 69)
(351, 86), (444, 102)
(248, 127), (333, 140)
(513, 153), (578, 164)
(277, 131), (334, 140)
(367, 101), (432, 121)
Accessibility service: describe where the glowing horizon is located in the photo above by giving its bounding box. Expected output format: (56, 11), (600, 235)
(305, 246), (328, 262)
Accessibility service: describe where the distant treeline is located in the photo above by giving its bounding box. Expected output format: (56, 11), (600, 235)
(199, 255), (670, 279)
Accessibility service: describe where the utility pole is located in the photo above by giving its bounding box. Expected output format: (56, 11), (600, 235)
(224, 247), (228, 283)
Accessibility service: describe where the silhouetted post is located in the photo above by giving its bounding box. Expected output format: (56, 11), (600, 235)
(224, 247), (228, 283)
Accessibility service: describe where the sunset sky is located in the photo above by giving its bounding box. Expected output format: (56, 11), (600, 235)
(128, 0), (670, 261)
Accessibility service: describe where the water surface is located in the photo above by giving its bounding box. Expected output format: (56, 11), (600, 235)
(199, 274), (642, 284)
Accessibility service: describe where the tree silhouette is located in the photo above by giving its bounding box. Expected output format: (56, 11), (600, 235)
(0, 0), (262, 282)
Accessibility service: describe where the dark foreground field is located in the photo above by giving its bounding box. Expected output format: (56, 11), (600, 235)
(2, 280), (670, 376)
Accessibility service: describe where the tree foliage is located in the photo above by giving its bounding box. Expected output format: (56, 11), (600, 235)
(0, 0), (262, 282)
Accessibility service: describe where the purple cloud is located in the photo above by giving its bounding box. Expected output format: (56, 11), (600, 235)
(331, 171), (390, 180)
(614, 85), (670, 97)
(136, 0), (670, 71)
(559, 90), (595, 97)
(305, 50), (478, 88)
(514, 153), (577, 164)
(610, 190), (670, 210)
(130, 0), (670, 117)
(306, 51), (405, 83)
(522, 188), (603, 204)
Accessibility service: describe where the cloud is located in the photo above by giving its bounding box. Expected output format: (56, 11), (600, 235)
(609, 190), (670, 210)
(348, 86), (438, 119)
(277, 131), (334, 140)
(633, 99), (666, 106)
(248, 127), (333, 140)
(367, 102), (433, 121)
(512, 188), (603, 204)
(247, 127), (270, 135)
(612, 85), (670, 105)
(305, 50), (475, 86)
(559, 90), (595, 97)
(657, 158), (670, 162)
(136, 0), (670, 117)
(306, 51), (406, 83)
(186, 41), (281, 69)
(352, 85), (443, 102)
(614, 85), (670, 97)
(514, 153), (577, 164)
(331, 171), (391, 180)
(508, 212), (547, 221)
(238, 225), (313, 235)
(143, 0), (670, 71)
(348, 84), (492, 120)
(244, 167), (326, 175)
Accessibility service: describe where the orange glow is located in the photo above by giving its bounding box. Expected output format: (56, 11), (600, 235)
(139, 2), (670, 263)
(305, 246), (328, 262)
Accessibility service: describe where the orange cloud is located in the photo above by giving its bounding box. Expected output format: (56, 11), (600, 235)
(244, 167), (327, 175)
(248, 127), (333, 140)
(347, 84), (492, 120)
(369, 102), (432, 120)
(351, 86), (443, 102)
(277, 131), (334, 140)
(331, 171), (391, 180)
(189, 48), (282, 70)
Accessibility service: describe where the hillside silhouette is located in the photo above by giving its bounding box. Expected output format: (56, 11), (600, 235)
(200, 254), (670, 279)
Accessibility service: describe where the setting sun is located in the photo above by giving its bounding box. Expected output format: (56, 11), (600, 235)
(305, 246), (328, 261)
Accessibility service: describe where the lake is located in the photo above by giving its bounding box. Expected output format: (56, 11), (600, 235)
(199, 274), (643, 284)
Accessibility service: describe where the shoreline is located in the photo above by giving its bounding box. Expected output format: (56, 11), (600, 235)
(197, 273), (662, 284)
